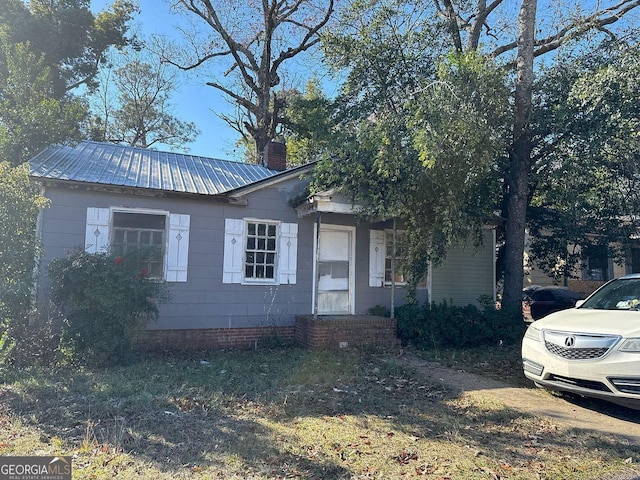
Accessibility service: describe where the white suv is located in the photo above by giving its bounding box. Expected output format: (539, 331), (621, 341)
(522, 274), (640, 410)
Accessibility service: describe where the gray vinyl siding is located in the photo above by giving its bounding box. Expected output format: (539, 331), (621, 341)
(430, 229), (495, 306)
(37, 181), (496, 333)
(37, 179), (315, 331)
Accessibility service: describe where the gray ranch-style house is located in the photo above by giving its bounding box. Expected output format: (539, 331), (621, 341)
(30, 140), (497, 349)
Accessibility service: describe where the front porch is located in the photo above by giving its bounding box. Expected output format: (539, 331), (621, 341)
(295, 315), (399, 349)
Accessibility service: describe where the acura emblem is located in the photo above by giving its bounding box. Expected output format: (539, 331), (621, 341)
(564, 336), (576, 347)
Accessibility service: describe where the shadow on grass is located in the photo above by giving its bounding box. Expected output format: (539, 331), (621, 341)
(0, 346), (637, 478)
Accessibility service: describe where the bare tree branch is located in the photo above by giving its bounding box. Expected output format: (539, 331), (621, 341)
(491, 0), (640, 59)
(172, 0), (335, 161)
(467, 0), (504, 50)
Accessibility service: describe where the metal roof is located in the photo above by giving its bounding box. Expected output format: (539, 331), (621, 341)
(29, 141), (282, 195)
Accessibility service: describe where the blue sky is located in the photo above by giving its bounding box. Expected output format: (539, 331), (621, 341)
(94, 0), (638, 161)
(124, 0), (246, 161)
(93, 0), (333, 161)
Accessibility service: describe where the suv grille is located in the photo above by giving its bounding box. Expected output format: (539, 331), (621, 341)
(543, 330), (619, 360)
(544, 342), (609, 360)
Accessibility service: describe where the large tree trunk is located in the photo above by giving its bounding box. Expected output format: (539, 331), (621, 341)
(502, 0), (537, 312)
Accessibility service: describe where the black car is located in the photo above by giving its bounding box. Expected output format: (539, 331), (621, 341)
(522, 286), (586, 322)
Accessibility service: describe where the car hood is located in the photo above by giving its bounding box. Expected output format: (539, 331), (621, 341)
(533, 308), (640, 337)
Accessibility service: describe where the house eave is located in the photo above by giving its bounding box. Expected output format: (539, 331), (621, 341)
(226, 162), (316, 200)
(30, 177), (246, 205)
(296, 189), (364, 217)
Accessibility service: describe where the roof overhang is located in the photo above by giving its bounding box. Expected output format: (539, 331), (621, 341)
(226, 162), (316, 200)
(296, 189), (364, 217)
(30, 177), (245, 204)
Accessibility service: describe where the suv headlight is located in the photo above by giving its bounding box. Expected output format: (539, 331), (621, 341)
(524, 325), (542, 342)
(619, 338), (640, 352)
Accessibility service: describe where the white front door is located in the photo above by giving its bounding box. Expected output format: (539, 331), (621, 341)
(314, 224), (355, 315)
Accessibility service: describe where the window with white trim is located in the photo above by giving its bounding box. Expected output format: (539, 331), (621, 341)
(384, 229), (407, 285)
(245, 221), (277, 280)
(223, 218), (298, 285)
(85, 207), (190, 282)
(112, 212), (166, 278)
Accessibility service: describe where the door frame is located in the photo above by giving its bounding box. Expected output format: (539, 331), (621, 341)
(312, 223), (356, 315)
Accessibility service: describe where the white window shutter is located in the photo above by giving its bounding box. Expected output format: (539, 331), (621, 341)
(369, 230), (385, 287)
(223, 218), (244, 284)
(165, 213), (190, 282)
(85, 207), (110, 254)
(279, 223), (298, 285)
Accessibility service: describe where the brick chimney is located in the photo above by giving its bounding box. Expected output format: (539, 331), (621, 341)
(263, 141), (287, 171)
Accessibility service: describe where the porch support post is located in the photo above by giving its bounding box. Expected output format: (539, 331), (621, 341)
(391, 218), (396, 319)
(314, 212), (321, 318)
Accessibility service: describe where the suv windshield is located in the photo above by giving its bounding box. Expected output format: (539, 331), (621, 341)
(580, 278), (640, 310)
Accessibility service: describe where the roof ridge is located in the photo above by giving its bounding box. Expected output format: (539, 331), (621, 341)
(78, 140), (262, 168)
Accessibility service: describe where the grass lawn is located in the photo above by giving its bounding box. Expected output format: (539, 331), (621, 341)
(0, 345), (637, 479)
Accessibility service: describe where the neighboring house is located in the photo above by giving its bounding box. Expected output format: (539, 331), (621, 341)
(30, 140), (497, 349)
(524, 229), (637, 295)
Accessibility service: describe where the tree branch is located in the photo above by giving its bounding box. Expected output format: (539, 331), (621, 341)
(206, 81), (258, 113)
(491, 0), (640, 59)
(467, 0), (504, 50)
(271, 0), (334, 73)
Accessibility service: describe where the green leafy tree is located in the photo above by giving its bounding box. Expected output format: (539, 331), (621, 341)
(318, 0), (640, 309)
(0, 0), (135, 165)
(313, 53), (510, 295)
(0, 0), (136, 97)
(280, 79), (335, 166)
(528, 44), (640, 280)
(0, 162), (49, 363)
(0, 36), (86, 165)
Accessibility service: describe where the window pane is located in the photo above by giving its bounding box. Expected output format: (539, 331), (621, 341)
(149, 262), (163, 277)
(111, 212), (166, 279)
(113, 229), (125, 243)
(152, 232), (163, 245)
(244, 221), (278, 280)
(385, 229), (407, 284)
